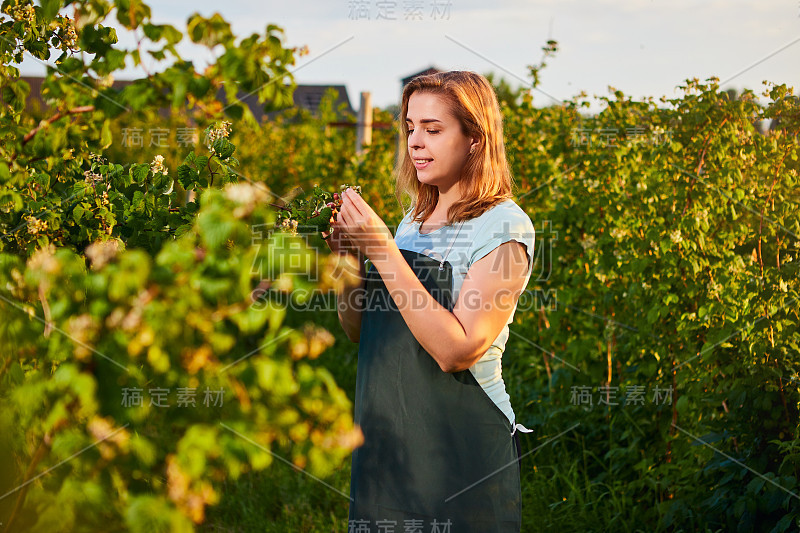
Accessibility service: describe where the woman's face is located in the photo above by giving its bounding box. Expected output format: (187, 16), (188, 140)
(405, 92), (474, 191)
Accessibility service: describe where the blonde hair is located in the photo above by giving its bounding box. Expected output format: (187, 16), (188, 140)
(394, 70), (515, 224)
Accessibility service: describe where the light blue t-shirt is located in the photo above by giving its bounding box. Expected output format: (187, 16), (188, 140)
(393, 198), (536, 428)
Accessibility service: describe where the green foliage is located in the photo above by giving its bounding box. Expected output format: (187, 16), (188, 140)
(0, 2), (360, 531)
(274, 183), (362, 235)
(0, 177), (362, 532)
(499, 69), (800, 530)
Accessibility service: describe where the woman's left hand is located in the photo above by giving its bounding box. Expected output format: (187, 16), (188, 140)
(334, 187), (394, 262)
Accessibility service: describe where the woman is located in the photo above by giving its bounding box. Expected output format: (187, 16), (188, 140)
(323, 71), (535, 532)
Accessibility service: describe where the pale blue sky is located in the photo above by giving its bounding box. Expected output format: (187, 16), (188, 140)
(21, 0), (800, 113)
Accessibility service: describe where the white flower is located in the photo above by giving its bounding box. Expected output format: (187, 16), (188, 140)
(57, 16), (78, 51)
(9, 4), (35, 26)
(25, 215), (47, 235)
(85, 239), (122, 270)
(206, 121), (233, 150)
(584, 178), (600, 191)
(223, 182), (270, 218)
(610, 227), (627, 240)
(98, 74), (114, 89)
(669, 229), (683, 244)
(84, 170), (103, 183)
(150, 154), (167, 175)
(579, 235), (596, 250)
(27, 244), (59, 274)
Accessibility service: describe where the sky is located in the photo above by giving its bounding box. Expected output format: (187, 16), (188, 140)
(19, 0), (800, 114)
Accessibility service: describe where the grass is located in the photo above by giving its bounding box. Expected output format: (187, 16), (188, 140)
(200, 460), (353, 532)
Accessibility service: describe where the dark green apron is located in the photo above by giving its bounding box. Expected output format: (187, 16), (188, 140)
(348, 248), (522, 532)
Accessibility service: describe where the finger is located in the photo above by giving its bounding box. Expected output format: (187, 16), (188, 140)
(347, 188), (370, 210)
(343, 189), (364, 216)
(337, 207), (350, 228)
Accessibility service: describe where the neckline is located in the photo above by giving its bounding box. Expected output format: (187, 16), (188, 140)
(417, 221), (450, 235)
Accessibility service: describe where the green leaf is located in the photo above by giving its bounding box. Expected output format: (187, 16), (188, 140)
(188, 76), (211, 98)
(229, 306), (271, 334)
(25, 39), (50, 61)
(662, 293), (678, 306)
(148, 49), (166, 61)
(699, 341), (714, 357)
(81, 24), (119, 55)
(131, 190), (145, 214)
(174, 223), (193, 238)
(142, 23), (164, 42)
(676, 395), (687, 412)
(152, 172), (172, 190)
(40, 0), (61, 21)
(211, 138), (235, 159)
(225, 103), (244, 120)
(73, 204), (85, 222)
(197, 208), (235, 249)
(101, 119), (113, 149)
(162, 25), (183, 45)
(177, 164), (199, 189)
(187, 12), (234, 48)
(0, 161), (12, 181)
(131, 164), (149, 184)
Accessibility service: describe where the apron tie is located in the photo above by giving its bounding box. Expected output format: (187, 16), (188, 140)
(511, 422), (534, 436)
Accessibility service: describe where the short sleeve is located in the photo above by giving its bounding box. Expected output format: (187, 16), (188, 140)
(469, 207), (536, 275)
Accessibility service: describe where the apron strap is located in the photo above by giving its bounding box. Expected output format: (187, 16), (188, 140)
(439, 221), (465, 270)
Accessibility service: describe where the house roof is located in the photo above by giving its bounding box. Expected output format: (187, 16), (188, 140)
(400, 66), (442, 87)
